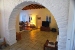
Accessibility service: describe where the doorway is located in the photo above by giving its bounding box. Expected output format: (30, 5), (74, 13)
(8, 1), (69, 50)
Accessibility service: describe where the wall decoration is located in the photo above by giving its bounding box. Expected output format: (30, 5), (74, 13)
(49, 16), (51, 23)
(46, 16), (48, 21)
(38, 17), (41, 20)
(29, 16), (30, 22)
(31, 17), (32, 20)
(46, 16), (51, 23)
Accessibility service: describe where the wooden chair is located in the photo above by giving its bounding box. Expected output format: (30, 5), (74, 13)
(44, 40), (58, 50)
(16, 32), (21, 41)
(0, 38), (6, 49)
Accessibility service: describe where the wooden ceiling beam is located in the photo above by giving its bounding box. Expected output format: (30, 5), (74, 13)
(22, 4), (45, 10)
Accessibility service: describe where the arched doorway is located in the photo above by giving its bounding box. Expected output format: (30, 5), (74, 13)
(8, 1), (69, 50)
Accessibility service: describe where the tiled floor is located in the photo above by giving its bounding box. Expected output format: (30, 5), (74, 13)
(3, 29), (58, 50)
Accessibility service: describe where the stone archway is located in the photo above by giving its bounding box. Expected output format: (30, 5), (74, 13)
(7, 1), (69, 50)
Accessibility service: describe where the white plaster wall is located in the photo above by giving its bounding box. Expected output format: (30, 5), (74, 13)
(74, 13), (75, 50)
(71, 1), (75, 50)
(0, 2), (1, 37)
(0, 0), (11, 45)
(0, 0), (70, 50)
(0, 16), (1, 37)
(66, 0), (75, 50)
(0, 0), (5, 38)
(0, 17), (1, 37)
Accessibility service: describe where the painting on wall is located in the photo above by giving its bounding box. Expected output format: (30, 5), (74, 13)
(37, 17), (41, 20)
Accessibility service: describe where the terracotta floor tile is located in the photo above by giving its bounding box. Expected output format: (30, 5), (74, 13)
(3, 29), (58, 50)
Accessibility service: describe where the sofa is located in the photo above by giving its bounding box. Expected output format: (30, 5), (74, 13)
(40, 26), (50, 31)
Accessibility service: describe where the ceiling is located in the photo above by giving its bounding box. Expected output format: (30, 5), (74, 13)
(22, 4), (45, 10)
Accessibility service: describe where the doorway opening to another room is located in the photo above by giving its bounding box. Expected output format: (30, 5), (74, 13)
(14, 3), (59, 50)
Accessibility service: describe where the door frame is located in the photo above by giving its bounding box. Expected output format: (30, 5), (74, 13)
(66, 0), (75, 50)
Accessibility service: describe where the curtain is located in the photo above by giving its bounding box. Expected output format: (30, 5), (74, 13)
(46, 16), (48, 21)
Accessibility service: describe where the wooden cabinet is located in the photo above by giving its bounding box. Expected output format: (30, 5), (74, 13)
(16, 32), (21, 41)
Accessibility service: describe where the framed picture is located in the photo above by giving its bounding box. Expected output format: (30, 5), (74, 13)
(38, 17), (41, 20)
